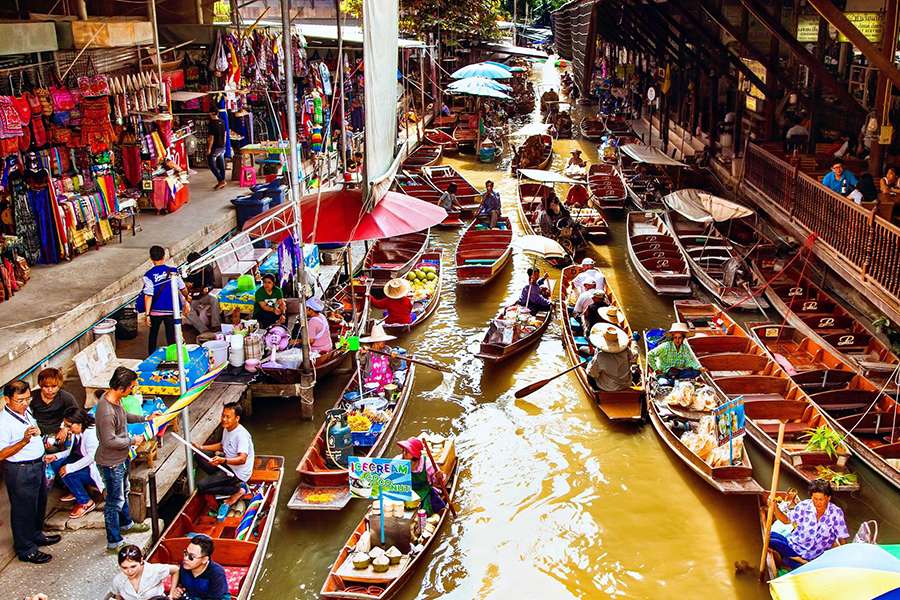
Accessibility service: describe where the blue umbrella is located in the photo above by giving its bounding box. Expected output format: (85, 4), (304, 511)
(444, 77), (511, 100)
(447, 76), (511, 93)
(450, 62), (512, 80)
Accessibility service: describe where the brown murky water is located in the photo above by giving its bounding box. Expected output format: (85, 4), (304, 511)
(246, 59), (898, 599)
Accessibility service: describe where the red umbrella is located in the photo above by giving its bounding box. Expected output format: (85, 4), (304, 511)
(242, 188), (448, 244)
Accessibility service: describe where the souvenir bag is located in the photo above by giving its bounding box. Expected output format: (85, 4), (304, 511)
(853, 520), (878, 544)
(50, 86), (75, 112)
(31, 115), (47, 148)
(34, 88), (53, 116)
(13, 255), (29, 284)
(25, 91), (41, 115)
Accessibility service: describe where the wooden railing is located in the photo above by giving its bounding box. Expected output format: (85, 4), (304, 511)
(742, 142), (900, 313)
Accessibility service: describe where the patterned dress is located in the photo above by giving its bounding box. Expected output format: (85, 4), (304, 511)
(364, 354), (393, 391)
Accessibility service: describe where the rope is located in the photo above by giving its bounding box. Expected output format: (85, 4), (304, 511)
(838, 360), (900, 443)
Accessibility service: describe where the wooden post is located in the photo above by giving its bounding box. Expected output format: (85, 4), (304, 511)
(759, 422), (786, 581)
(765, 1), (781, 141)
(807, 15), (829, 155)
(869, 0), (899, 176)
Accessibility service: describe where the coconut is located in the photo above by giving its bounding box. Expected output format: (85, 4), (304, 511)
(355, 533), (371, 554)
(351, 553), (371, 569)
(385, 546), (403, 565)
(368, 546), (385, 559)
(372, 555), (391, 573)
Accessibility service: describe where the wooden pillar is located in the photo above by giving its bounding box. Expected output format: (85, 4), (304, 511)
(709, 71), (721, 146)
(808, 15), (829, 154)
(735, 7), (750, 153)
(765, 1), (782, 140)
(869, 0), (899, 176)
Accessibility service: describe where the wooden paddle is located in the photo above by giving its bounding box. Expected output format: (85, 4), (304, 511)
(759, 421), (786, 582)
(422, 439), (457, 517)
(367, 348), (452, 373)
(514, 359), (591, 398)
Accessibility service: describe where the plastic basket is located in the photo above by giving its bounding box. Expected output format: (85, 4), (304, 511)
(351, 422), (384, 447)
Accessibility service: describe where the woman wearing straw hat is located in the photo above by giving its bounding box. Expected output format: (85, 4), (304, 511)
(583, 300), (623, 336)
(586, 324), (637, 392)
(370, 278), (413, 325)
(305, 297), (333, 354)
(646, 322), (703, 381)
(358, 322), (402, 391)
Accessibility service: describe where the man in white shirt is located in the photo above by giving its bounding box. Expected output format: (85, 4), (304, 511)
(0, 380), (60, 563)
(572, 257), (606, 293)
(573, 281), (600, 315)
(198, 402), (255, 511)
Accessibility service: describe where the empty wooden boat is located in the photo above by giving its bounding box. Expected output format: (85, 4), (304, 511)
(363, 230), (430, 286)
(476, 298), (554, 364)
(400, 144), (442, 172)
(433, 113), (458, 129)
(604, 114), (634, 136)
(580, 115), (605, 141)
(147, 456), (284, 599)
(423, 128), (458, 153)
(511, 134), (553, 173)
(559, 265), (645, 422)
(626, 211), (692, 296)
(455, 217), (513, 287)
(379, 250), (443, 335)
(452, 125), (477, 149)
(587, 163), (627, 211)
(287, 363), (417, 510)
(422, 164), (482, 212)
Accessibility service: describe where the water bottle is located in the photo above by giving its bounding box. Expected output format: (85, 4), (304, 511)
(44, 461), (55, 485)
(417, 509), (427, 534)
(841, 178), (848, 195)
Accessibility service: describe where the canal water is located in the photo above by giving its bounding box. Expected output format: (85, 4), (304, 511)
(245, 59), (899, 599)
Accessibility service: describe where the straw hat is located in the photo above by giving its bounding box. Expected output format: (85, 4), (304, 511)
(360, 322), (397, 344)
(666, 322), (694, 338)
(384, 278), (411, 299)
(570, 149), (582, 155)
(600, 306), (625, 326)
(589, 323), (629, 353)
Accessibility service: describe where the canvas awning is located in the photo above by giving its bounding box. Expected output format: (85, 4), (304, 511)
(663, 189), (755, 223)
(511, 123), (551, 137)
(299, 23), (425, 48)
(621, 144), (687, 167)
(518, 169), (584, 184)
(476, 42), (548, 59)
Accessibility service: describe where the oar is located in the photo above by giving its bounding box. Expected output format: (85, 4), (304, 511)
(169, 431), (233, 476)
(367, 348), (452, 373)
(514, 359), (590, 398)
(759, 421), (786, 582)
(422, 439), (457, 517)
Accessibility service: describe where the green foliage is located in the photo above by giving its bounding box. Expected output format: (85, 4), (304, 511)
(341, 0), (503, 39)
(815, 465), (858, 487)
(802, 426), (847, 459)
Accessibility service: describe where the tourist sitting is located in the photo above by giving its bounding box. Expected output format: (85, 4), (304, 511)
(583, 303), (624, 340)
(370, 278), (413, 325)
(573, 281), (603, 316)
(171, 535), (229, 600)
(110, 544), (179, 600)
(538, 196), (568, 239)
(197, 402), (255, 513)
(587, 324), (637, 392)
(516, 268), (552, 312)
(572, 257), (606, 293)
(438, 182), (462, 214)
(821, 159), (858, 195)
(478, 180), (502, 228)
(305, 297), (334, 354)
(253, 274), (286, 329)
(358, 323), (402, 392)
(183, 251), (221, 334)
(880, 166), (900, 194)
(647, 322), (702, 380)
(397, 437), (445, 516)
(45, 408), (103, 519)
(767, 479), (849, 569)
(848, 172), (878, 204)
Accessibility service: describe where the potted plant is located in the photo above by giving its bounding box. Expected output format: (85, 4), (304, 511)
(802, 426), (850, 467)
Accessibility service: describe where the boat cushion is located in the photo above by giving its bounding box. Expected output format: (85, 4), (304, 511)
(574, 336), (589, 347)
(464, 259), (496, 265)
(772, 353), (799, 375)
(225, 566), (249, 596)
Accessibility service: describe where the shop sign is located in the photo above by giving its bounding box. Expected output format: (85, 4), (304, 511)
(838, 12), (883, 43)
(348, 457), (413, 501)
(797, 15), (820, 43)
(714, 395), (746, 447)
(213, 0), (231, 24)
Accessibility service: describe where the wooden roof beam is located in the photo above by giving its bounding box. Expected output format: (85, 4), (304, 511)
(643, 2), (729, 76)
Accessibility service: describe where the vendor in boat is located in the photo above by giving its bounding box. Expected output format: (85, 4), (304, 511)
(358, 323), (402, 391)
(305, 297), (334, 354)
(587, 324), (638, 392)
(538, 195), (569, 239)
(253, 274), (286, 329)
(567, 149), (587, 169)
(516, 268), (552, 312)
(646, 322), (703, 380)
(478, 180), (502, 228)
(438, 182), (463, 214)
(197, 402), (255, 512)
(767, 479), (849, 570)
(370, 278), (413, 325)
(572, 257), (606, 293)
(397, 437), (445, 516)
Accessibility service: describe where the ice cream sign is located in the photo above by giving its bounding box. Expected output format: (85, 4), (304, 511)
(348, 457), (414, 501)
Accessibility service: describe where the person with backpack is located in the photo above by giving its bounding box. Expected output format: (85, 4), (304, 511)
(141, 246), (190, 354)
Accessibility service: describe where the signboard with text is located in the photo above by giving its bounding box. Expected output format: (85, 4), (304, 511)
(348, 457), (414, 501)
(797, 12), (883, 43)
(713, 396), (746, 447)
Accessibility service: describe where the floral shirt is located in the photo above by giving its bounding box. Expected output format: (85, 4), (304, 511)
(787, 499), (850, 560)
(364, 354), (393, 391)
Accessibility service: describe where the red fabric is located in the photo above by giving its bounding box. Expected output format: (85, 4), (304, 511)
(224, 566), (248, 596)
(566, 184), (590, 207)
(12, 96), (30, 123)
(369, 295), (413, 324)
(122, 145), (142, 187)
(161, 69), (185, 91)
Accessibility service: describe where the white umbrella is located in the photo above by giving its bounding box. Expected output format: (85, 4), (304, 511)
(447, 76), (511, 93)
(513, 235), (567, 259)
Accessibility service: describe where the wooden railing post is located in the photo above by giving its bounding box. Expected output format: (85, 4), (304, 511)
(862, 207), (876, 278)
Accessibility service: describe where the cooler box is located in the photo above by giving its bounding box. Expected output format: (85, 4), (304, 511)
(136, 345), (210, 395)
(216, 279), (258, 315)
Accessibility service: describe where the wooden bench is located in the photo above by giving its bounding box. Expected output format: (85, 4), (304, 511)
(73, 336), (143, 408)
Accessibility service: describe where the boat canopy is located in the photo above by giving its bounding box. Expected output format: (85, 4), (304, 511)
(511, 122), (552, 137)
(621, 143), (687, 167)
(518, 169), (584, 184)
(663, 188), (755, 223)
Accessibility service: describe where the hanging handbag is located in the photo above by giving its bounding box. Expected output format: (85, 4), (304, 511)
(35, 88), (53, 116)
(50, 86), (76, 112)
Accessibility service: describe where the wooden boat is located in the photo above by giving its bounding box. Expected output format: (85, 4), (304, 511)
(665, 209), (763, 309)
(587, 163), (627, 211)
(320, 434), (458, 599)
(423, 128), (458, 153)
(626, 211), (692, 296)
(287, 363), (417, 510)
(559, 265), (645, 421)
(379, 250), (443, 335)
(476, 298), (554, 364)
(363, 231), (430, 287)
(147, 456), (284, 599)
(395, 173), (462, 228)
(752, 259), (899, 382)
(511, 134), (553, 173)
(452, 126), (477, 149)
(454, 217), (513, 287)
(556, 111), (573, 138)
(564, 185), (609, 242)
(749, 323), (900, 490)
(604, 114), (634, 136)
(516, 180), (553, 237)
(422, 165), (482, 212)
(580, 115), (605, 141)
(433, 114), (458, 129)
(400, 144), (441, 172)
(678, 302), (860, 492)
(619, 159), (673, 211)
(540, 89), (560, 112)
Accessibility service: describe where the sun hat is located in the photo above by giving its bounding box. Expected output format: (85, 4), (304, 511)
(600, 305), (625, 325)
(580, 257), (595, 266)
(305, 297), (325, 312)
(570, 149), (582, 155)
(397, 437), (424, 459)
(667, 322), (694, 338)
(359, 322), (397, 344)
(384, 278), (412, 299)
(589, 323), (628, 353)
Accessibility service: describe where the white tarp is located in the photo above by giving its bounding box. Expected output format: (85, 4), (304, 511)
(621, 143), (687, 167)
(663, 189), (755, 223)
(518, 169), (584, 184)
(364, 0), (399, 201)
(511, 122), (551, 137)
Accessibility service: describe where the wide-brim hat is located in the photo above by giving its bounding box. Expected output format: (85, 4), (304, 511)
(600, 305), (625, 326)
(384, 278), (411, 299)
(589, 323), (629, 353)
(359, 322), (397, 344)
(570, 149), (582, 155)
(397, 437), (424, 459)
(580, 257), (595, 266)
(666, 322), (694, 338)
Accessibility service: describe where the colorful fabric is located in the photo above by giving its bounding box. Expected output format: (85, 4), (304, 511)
(646, 340), (700, 373)
(364, 354), (393, 391)
(786, 499), (850, 561)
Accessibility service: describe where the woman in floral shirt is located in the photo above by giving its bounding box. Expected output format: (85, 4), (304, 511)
(768, 479), (850, 569)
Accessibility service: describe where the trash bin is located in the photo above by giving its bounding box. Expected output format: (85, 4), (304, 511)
(114, 306), (139, 340)
(93, 319), (118, 349)
(231, 194), (272, 229)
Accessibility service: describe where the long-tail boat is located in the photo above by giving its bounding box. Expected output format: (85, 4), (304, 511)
(475, 287), (554, 364)
(675, 301), (860, 492)
(511, 134), (553, 173)
(423, 129), (458, 153)
(626, 211), (692, 296)
(454, 217), (513, 287)
(749, 323), (900, 490)
(400, 145), (441, 172)
(379, 250), (443, 336)
(363, 231), (430, 287)
(422, 164), (482, 212)
(587, 163), (627, 211)
(516, 180), (553, 237)
(452, 125), (477, 149)
(559, 265), (645, 422)
(147, 456), (284, 599)
(580, 115), (605, 141)
(287, 363), (417, 510)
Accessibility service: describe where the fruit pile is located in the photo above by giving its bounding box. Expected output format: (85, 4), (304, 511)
(348, 413), (372, 432)
(405, 265), (438, 301)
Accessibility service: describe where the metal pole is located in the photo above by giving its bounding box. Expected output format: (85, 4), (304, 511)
(282, 0), (316, 419)
(148, 470), (160, 543)
(335, 0), (348, 173)
(170, 269), (194, 491)
(148, 0), (165, 108)
(196, 0), (204, 24)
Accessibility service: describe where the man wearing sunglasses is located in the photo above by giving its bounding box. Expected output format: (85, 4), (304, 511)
(171, 535), (229, 599)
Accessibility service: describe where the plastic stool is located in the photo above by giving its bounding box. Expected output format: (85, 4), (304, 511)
(240, 165), (257, 187)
